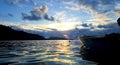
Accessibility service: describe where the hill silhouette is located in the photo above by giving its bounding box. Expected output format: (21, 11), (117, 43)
(0, 25), (45, 40)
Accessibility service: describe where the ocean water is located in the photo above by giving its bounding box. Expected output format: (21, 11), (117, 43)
(0, 40), (97, 65)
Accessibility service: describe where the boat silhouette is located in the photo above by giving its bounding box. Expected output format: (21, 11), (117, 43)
(80, 18), (120, 65)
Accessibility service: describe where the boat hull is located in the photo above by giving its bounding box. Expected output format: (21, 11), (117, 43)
(80, 36), (120, 65)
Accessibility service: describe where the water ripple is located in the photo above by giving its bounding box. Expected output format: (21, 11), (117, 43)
(0, 40), (97, 65)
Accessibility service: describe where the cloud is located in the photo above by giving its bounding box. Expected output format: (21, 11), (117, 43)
(64, 0), (119, 12)
(53, 11), (78, 23)
(78, 0), (119, 12)
(63, 0), (120, 18)
(8, 13), (13, 17)
(0, 13), (14, 18)
(112, 10), (120, 17)
(70, 22), (120, 38)
(63, 1), (80, 11)
(22, 6), (55, 21)
(97, 22), (120, 28)
(63, 0), (118, 24)
(81, 23), (92, 27)
(54, 11), (66, 21)
(79, 22), (120, 29)
(63, 0), (120, 24)
(64, 6), (80, 11)
(4, 0), (37, 7)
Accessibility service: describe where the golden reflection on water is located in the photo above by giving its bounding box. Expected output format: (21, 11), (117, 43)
(49, 57), (77, 64)
(56, 40), (74, 55)
(49, 40), (77, 65)
(56, 40), (70, 51)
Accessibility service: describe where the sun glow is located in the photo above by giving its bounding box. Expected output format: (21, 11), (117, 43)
(46, 22), (80, 31)
(16, 22), (80, 32)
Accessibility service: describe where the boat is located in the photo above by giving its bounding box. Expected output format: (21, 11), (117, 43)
(79, 33), (120, 65)
(79, 18), (120, 65)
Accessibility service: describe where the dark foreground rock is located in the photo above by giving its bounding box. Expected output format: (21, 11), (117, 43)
(80, 33), (120, 65)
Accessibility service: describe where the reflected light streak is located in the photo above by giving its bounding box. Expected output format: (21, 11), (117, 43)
(56, 40), (73, 55)
(49, 58), (77, 64)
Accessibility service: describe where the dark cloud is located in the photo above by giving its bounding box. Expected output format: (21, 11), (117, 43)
(22, 6), (55, 21)
(97, 22), (120, 29)
(81, 23), (91, 27)
(72, 22), (120, 38)
(44, 14), (55, 21)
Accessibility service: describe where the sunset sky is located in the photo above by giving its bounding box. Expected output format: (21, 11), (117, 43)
(0, 0), (120, 39)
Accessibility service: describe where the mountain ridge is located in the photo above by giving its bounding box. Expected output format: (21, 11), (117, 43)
(0, 25), (45, 40)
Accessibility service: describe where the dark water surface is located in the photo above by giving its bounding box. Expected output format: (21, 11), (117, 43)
(0, 40), (97, 65)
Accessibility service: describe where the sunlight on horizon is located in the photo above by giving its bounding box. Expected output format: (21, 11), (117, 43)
(46, 22), (80, 31)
